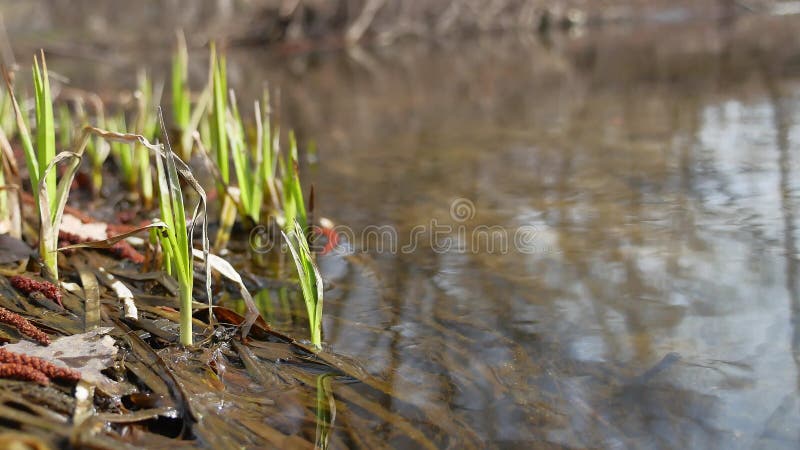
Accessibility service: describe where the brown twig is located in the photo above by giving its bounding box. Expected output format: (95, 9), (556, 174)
(59, 230), (145, 264)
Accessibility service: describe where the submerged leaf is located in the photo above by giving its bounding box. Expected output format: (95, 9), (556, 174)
(4, 328), (126, 395)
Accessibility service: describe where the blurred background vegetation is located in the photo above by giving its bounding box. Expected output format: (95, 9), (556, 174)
(0, 0), (787, 50)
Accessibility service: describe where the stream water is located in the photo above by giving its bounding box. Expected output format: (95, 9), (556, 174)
(4, 6), (800, 449)
(296, 21), (800, 448)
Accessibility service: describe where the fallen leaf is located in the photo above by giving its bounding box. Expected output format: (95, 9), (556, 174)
(193, 249), (258, 339)
(4, 327), (131, 396)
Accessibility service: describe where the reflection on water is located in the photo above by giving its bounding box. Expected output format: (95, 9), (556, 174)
(315, 373), (336, 450)
(299, 18), (800, 448)
(7, 8), (800, 448)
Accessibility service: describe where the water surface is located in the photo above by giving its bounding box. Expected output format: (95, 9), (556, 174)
(301, 20), (800, 448)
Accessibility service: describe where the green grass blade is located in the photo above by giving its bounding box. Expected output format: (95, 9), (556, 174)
(37, 150), (82, 279)
(135, 71), (155, 208)
(282, 131), (307, 232)
(172, 30), (190, 130)
(282, 219), (323, 348)
(251, 100), (265, 219)
(58, 104), (72, 150)
(2, 68), (38, 192)
(109, 113), (136, 189)
(228, 91), (255, 220)
(210, 43), (229, 184)
(33, 52), (56, 220)
(154, 110), (195, 345)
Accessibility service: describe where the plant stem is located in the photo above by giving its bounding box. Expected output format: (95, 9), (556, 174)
(137, 143), (152, 208)
(213, 192), (237, 253)
(179, 274), (193, 346)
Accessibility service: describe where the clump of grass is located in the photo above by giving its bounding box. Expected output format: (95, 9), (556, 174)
(239, 88), (281, 223)
(229, 90), (279, 224)
(154, 130), (195, 345)
(79, 119), (209, 346)
(207, 43), (238, 252)
(258, 88), (281, 209)
(134, 70), (159, 208)
(200, 50), (308, 254)
(0, 47), (291, 346)
(107, 112), (136, 191)
(4, 52), (118, 279)
(77, 94), (110, 196)
(282, 220), (323, 348)
(5, 52), (58, 277)
(227, 92), (253, 219)
(57, 103), (72, 151)
(209, 43), (228, 185)
(33, 52), (56, 217)
(209, 86), (283, 252)
(172, 30), (192, 161)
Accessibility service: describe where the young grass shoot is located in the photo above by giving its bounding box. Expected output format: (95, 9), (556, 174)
(282, 131), (307, 233)
(172, 30), (192, 161)
(4, 52), (59, 277)
(134, 70), (158, 208)
(0, 46), (321, 351)
(154, 129), (195, 346)
(282, 220), (323, 348)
